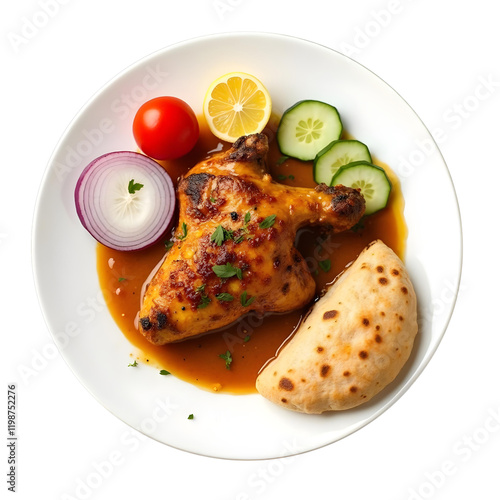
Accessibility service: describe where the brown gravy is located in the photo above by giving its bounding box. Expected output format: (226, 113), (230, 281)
(96, 115), (406, 394)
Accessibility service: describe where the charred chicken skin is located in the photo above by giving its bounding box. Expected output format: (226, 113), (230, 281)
(139, 134), (365, 344)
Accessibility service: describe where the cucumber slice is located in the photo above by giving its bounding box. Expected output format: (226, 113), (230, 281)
(331, 161), (392, 215)
(313, 139), (372, 185)
(277, 100), (343, 161)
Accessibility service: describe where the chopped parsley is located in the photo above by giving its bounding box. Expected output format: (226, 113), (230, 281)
(195, 284), (206, 293)
(318, 259), (331, 273)
(243, 335), (251, 342)
(187, 414), (194, 420)
(259, 214), (277, 229)
(177, 222), (188, 240)
(211, 225), (225, 246)
(240, 291), (255, 307)
(244, 211), (252, 224)
(159, 369), (170, 375)
(219, 350), (233, 370)
(118, 277), (126, 282)
(210, 196), (217, 203)
(128, 179), (144, 194)
(128, 360), (138, 367)
(276, 155), (289, 165)
(212, 263), (243, 280)
(165, 240), (174, 251)
(216, 292), (234, 302)
(197, 294), (211, 309)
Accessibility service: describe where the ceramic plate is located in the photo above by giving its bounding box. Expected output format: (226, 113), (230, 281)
(32, 32), (462, 459)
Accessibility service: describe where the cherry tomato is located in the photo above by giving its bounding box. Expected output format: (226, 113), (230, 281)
(133, 96), (199, 160)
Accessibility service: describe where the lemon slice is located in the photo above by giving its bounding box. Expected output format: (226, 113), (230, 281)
(203, 72), (272, 142)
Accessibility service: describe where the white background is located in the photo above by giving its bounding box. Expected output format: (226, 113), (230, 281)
(2, 1), (499, 499)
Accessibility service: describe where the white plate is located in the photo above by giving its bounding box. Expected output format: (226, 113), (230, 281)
(32, 32), (462, 459)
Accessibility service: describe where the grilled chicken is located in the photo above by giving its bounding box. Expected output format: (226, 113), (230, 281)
(139, 134), (365, 345)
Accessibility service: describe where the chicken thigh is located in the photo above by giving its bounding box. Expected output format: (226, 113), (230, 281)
(139, 133), (365, 345)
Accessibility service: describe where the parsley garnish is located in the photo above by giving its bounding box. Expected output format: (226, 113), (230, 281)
(240, 291), (255, 307)
(318, 259), (331, 273)
(159, 369), (170, 375)
(118, 277), (126, 282)
(128, 360), (138, 367)
(165, 240), (174, 251)
(211, 225), (236, 246)
(243, 335), (251, 342)
(197, 294), (211, 309)
(244, 211), (251, 224)
(195, 284), (206, 293)
(276, 155), (289, 165)
(211, 225), (225, 246)
(210, 196), (217, 203)
(178, 222), (188, 240)
(212, 263), (242, 280)
(128, 179), (144, 194)
(216, 292), (234, 302)
(259, 214), (277, 229)
(219, 350), (233, 370)
(187, 414), (194, 420)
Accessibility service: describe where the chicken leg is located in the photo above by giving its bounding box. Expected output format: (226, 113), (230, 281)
(139, 134), (365, 344)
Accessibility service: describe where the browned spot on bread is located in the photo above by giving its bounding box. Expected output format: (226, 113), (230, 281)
(401, 286), (408, 294)
(343, 370), (351, 377)
(317, 346), (324, 353)
(362, 318), (370, 326)
(375, 324), (381, 331)
(380, 311), (386, 316)
(359, 350), (368, 359)
(379, 277), (388, 285)
(376, 265), (384, 273)
(375, 334), (382, 343)
(399, 315), (404, 321)
(391, 269), (400, 276)
(279, 377), (294, 391)
(323, 310), (338, 320)
(350, 386), (358, 393)
(320, 364), (331, 377)
(282, 282), (290, 294)
(281, 398), (288, 403)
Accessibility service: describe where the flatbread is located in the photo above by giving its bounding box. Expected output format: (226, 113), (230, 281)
(256, 240), (418, 414)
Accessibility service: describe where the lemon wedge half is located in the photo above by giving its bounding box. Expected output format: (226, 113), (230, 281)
(203, 72), (272, 143)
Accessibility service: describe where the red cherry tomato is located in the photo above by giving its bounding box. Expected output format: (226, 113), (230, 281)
(133, 96), (199, 160)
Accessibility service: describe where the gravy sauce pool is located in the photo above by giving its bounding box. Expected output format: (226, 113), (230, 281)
(96, 115), (407, 394)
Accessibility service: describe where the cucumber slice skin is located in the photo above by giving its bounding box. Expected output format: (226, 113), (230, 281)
(331, 161), (392, 216)
(313, 139), (372, 185)
(277, 100), (343, 161)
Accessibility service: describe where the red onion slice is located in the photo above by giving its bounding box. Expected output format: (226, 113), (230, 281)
(75, 151), (176, 251)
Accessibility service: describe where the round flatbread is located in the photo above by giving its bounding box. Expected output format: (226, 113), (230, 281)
(256, 240), (418, 414)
